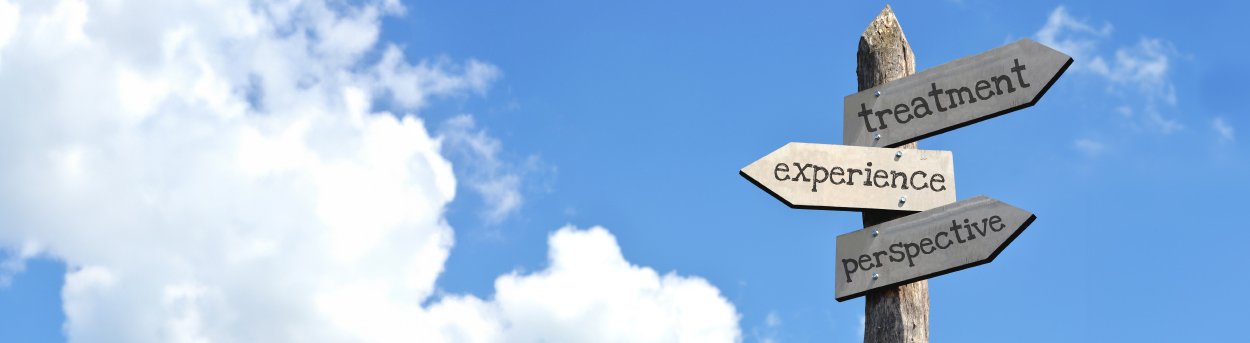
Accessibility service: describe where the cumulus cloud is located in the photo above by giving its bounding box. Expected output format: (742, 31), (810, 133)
(1037, 6), (1181, 133)
(0, 0), (739, 342)
(431, 226), (741, 342)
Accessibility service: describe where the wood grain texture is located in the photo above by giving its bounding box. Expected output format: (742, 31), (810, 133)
(857, 5), (929, 343)
(844, 39), (1073, 148)
(739, 143), (956, 212)
(837, 196), (1036, 301)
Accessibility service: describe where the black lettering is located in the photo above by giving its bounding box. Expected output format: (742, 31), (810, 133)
(874, 109), (891, 130)
(893, 104), (912, 124)
(974, 80), (993, 100)
(842, 259), (858, 283)
(890, 171), (908, 190)
(888, 243), (905, 262)
(873, 251), (889, 268)
(963, 218), (977, 241)
(859, 255), (874, 271)
(911, 97), (932, 118)
(1011, 58), (1030, 88)
(910, 171), (928, 190)
(829, 167), (845, 185)
(944, 87), (976, 109)
(989, 215), (1004, 232)
(991, 75), (1015, 94)
(873, 170), (889, 188)
(949, 220), (966, 243)
(904, 243), (922, 267)
(928, 83), (948, 112)
(858, 103), (876, 132)
(810, 165), (828, 192)
(774, 163), (790, 181)
(792, 163), (811, 182)
(919, 238), (935, 254)
(975, 218), (989, 237)
(934, 231), (952, 249)
(847, 168), (863, 186)
(930, 173), (947, 192)
(862, 162), (873, 186)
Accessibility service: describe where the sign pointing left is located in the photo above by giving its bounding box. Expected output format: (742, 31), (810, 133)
(740, 142), (956, 212)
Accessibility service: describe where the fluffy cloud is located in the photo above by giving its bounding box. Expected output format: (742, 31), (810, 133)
(431, 226), (741, 342)
(1037, 6), (1181, 133)
(0, 240), (40, 287)
(0, 0), (739, 342)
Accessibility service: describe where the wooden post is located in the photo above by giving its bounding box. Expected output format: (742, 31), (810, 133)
(856, 5), (929, 343)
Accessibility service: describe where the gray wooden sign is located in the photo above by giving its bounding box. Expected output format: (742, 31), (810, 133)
(843, 39), (1072, 148)
(740, 142), (956, 212)
(834, 195), (1035, 301)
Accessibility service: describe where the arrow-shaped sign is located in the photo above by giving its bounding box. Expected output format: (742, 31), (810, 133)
(843, 39), (1072, 148)
(740, 142), (956, 212)
(834, 195), (1035, 301)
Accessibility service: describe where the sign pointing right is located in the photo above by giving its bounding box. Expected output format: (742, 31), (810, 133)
(843, 39), (1072, 148)
(834, 195), (1036, 302)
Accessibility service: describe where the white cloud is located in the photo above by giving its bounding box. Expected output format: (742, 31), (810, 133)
(0, 240), (40, 287)
(1072, 138), (1107, 157)
(754, 311), (782, 343)
(1035, 6), (1111, 64)
(374, 46), (501, 110)
(431, 226), (741, 342)
(440, 115), (526, 223)
(0, 0), (17, 56)
(1213, 117), (1235, 142)
(0, 0), (739, 342)
(1037, 6), (1181, 133)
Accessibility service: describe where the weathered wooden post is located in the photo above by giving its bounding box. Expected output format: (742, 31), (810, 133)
(856, 5), (928, 343)
(741, 5), (1069, 342)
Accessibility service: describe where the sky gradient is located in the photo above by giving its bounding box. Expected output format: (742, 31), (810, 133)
(1, 1), (1247, 342)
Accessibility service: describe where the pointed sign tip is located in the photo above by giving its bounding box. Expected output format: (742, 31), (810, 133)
(834, 196), (1036, 301)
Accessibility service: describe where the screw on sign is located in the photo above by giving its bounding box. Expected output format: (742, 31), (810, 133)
(735, 5), (1065, 342)
(843, 39), (1072, 149)
(835, 196), (1036, 302)
(739, 142), (955, 212)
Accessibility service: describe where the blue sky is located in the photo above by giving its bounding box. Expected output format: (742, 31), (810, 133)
(1, 0), (1247, 342)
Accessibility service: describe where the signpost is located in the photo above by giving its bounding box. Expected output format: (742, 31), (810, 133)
(739, 143), (956, 212)
(735, 5), (1066, 342)
(834, 196), (1035, 301)
(843, 39), (1072, 148)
